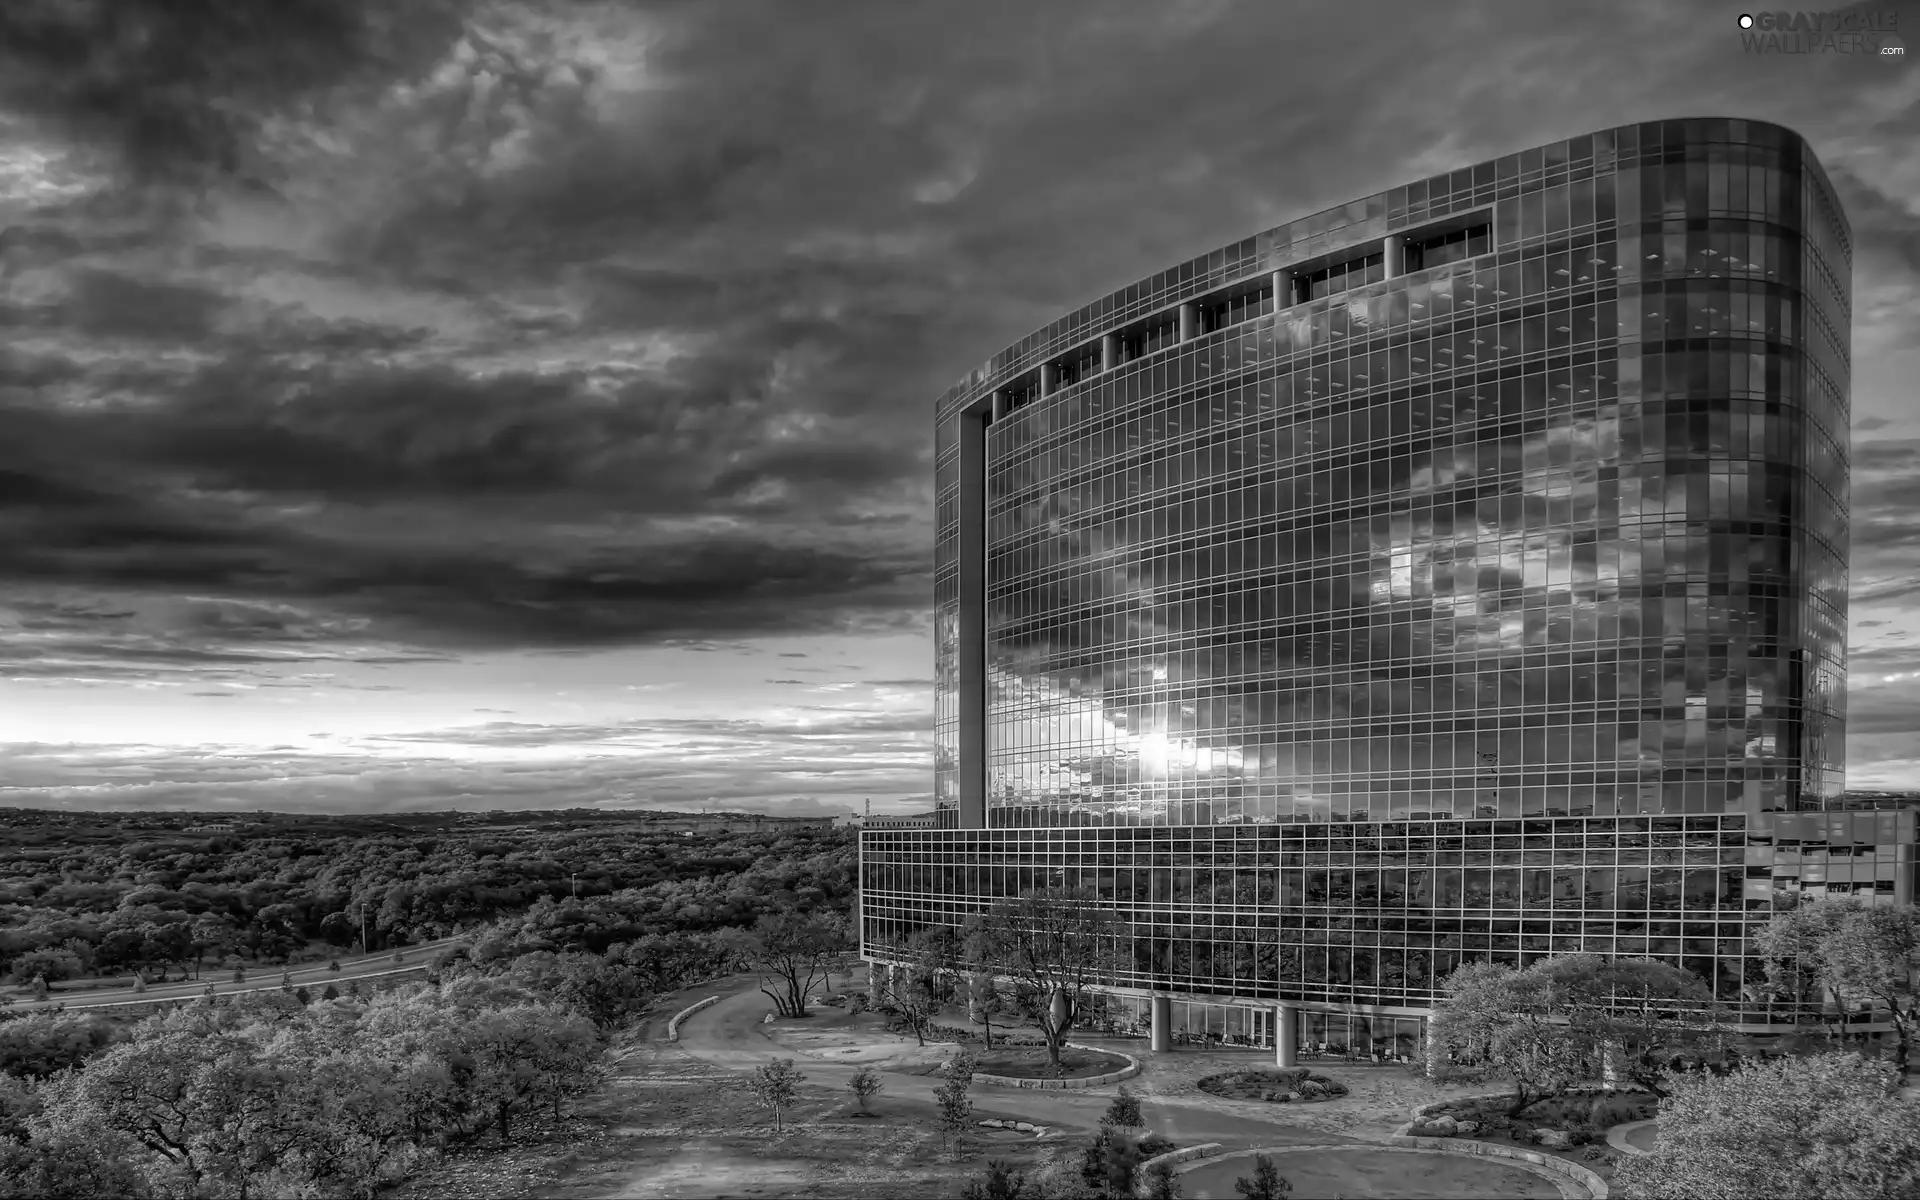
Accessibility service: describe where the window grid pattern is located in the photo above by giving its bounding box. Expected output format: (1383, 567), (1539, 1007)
(933, 121), (1849, 827)
(862, 812), (1918, 1016)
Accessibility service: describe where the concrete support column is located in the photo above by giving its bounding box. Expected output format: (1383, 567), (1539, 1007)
(1383, 234), (1405, 279)
(989, 389), (1008, 421)
(866, 961), (884, 998)
(1178, 303), (1197, 342)
(1274, 1002), (1298, 1068)
(1271, 269), (1293, 311)
(1424, 1022), (1441, 1079)
(1101, 334), (1118, 372)
(1035, 363), (1051, 399)
(1150, 994), (1173, 1053)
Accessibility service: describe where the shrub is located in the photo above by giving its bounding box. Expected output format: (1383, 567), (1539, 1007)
(960, 1159), (1032, 1200)
(849, 1066), (882, 1113)
(849, 992), (869, 1014)
(1101, 1085), (1144, 1130)
(1233, 1153), (1290, 1199)
(1137, 1133), (1176, 1158)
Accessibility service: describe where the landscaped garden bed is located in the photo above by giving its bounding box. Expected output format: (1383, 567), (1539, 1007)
(958, 1047), (1132, 1079)
(1196, 1067), (1350, 1102)
(1410, 1088), (1657, 1157)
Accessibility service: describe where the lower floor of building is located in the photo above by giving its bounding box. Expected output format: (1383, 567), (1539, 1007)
(858, 957), (1902, 1068)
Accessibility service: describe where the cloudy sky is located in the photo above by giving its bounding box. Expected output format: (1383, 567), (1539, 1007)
(1, 0), (1916, 815)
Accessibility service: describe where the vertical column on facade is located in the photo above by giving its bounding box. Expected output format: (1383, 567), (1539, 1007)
(1382, 234), (1405, 279)
(954, 391), (995, 831)
(867, 960), (886, 1000)
(1273, 1002), (1297, 1068)
(1101, 334), (1118, 372)
(1271, 269), (1293, 312)
(1177, 302), (1197, 342)
(1035, 363), (1051, 399)
(1149, 994), (1173, 1053)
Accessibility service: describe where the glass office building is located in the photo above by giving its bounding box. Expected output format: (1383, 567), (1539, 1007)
(865, 119), (1915, 1048)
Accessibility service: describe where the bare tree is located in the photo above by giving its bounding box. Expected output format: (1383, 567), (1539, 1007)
(722, 913), (849, 1019)
(966, 889), (1123, 1068)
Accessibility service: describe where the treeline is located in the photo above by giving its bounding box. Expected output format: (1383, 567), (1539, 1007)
(0, 820), (853, 984)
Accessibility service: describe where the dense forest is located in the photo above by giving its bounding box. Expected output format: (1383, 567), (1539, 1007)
(0, 809), (854, 986)
(0, 809), (860, 1197)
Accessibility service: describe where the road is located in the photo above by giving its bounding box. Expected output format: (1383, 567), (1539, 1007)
(8, 934), (472, 1013)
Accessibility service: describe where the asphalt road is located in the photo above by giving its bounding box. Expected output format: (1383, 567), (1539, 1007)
(9, 934), (472, 1013)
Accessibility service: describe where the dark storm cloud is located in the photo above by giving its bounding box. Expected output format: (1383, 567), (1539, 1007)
(0, 0), (470, 186)
(2, 0), (1918, 721)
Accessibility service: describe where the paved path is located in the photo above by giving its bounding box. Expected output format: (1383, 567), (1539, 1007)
(10, 934), (471, 1013)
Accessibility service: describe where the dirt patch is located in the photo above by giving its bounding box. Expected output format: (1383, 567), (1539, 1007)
(1198, 1068), (1349, 1103)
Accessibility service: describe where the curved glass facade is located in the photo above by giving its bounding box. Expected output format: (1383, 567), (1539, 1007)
(932, 117), (1849, 828)
(873, 119), (1905, 1032)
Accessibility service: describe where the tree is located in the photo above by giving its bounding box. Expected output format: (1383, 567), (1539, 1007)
(62, 1030), (299, 1199)
(966, 890), (1123, 1068)
(848, 1066), (882, 1114)
(1080, 1128), (1144, 1198)
(934, 1051), (976, 1148)
(1759, 899), (1920, 1077)
(722, 913), (849, 1019)
(961, 1159), (1032, 1200)
(538, 952), (652, 1031)
(1234, 1154), (1291, 1199)
(751, 1058), (805, 1132)
(328, 960), (342, 974)
(1144, 1158), (1183, 1200)
(1614, 1052), (1920, 1200)
(1101, 1084), (1144, 1131)
(462, 1003), (603, 1139)
(880, 936), (946, 1047)
(0, 1121), (152, 1200)
(969, 971), (1007, 1050)
(1428, 954), (1721, 1113)
(8, 951), (82, 987)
